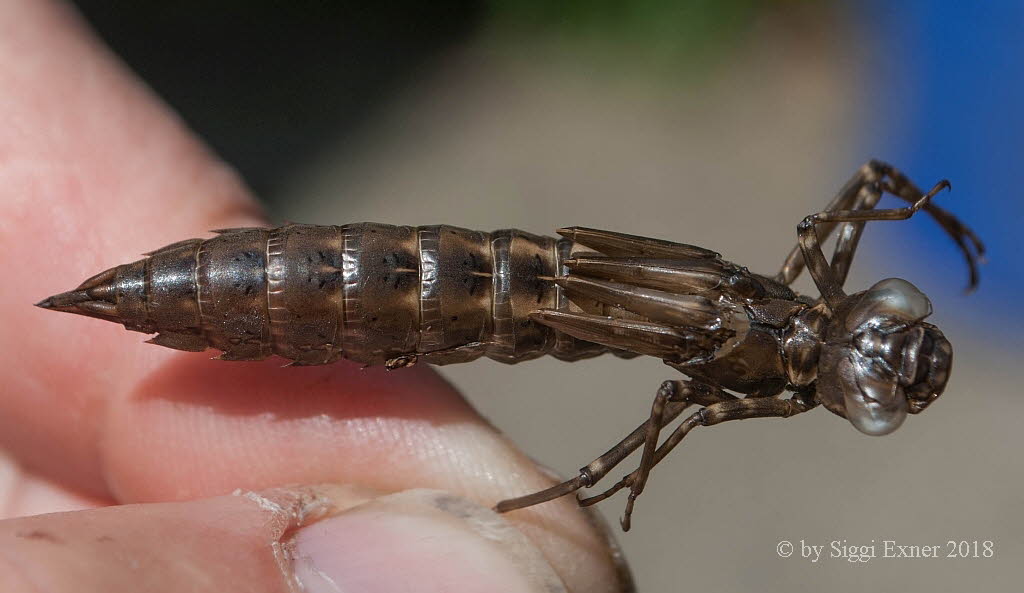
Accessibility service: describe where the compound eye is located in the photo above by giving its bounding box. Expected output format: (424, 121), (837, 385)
(847, 278), (932, 330)
(839, 354), (909, 435)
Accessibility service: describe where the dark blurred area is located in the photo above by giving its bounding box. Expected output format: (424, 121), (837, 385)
(73, 1), (483, 199)
(72, 1), (782, 202)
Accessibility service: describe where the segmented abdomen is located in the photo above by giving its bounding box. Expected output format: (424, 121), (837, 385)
(130, 224), (605, 365)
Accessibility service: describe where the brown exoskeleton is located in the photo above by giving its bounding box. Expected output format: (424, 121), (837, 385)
(38, 160), (983, 530)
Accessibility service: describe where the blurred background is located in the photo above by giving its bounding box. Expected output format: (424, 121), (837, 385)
(74, 0), (1021, 590)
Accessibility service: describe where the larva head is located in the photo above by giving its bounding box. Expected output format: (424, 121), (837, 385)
(818, 278), (952, 436)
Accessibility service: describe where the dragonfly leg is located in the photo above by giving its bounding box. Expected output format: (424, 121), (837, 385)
(776, 162), (882, 286)
(829, 181), (883, 287)
(797, 178), (951, 309)
(618, 380), (732, 531)
(580, 394), (818, 530)
(492, 380), (731, 514)
(873, 162), (985, 291)
(777, 160), (984, 292)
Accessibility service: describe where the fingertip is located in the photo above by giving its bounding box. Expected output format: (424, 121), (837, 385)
(289, 489), (568, 593)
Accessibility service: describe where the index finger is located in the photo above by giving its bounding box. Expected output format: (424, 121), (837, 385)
(0, 0), (262, 495)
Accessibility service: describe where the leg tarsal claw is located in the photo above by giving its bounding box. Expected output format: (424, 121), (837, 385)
(577, 473), (634, 508)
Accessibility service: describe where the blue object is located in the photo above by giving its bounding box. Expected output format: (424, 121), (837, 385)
(856, 0), (1022, 340)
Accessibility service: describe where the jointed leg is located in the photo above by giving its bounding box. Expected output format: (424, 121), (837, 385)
(829, 182), (883, 287)
(579, 394), (818, 530)
(775, 162), (885, 285)
(776, 160), (984, 292)
(874, 162), (986, 291)
(798, 178), (951, 309)
(625, 381), (673, 523)
(493, 380), (733, 514)
(622, 381), (727, 530)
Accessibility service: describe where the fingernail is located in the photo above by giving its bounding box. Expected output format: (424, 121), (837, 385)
(287, 489), (566, 593)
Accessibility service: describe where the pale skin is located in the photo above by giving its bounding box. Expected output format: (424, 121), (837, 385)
(0, 2), (629, 592)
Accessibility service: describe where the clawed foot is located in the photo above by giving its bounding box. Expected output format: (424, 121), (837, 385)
(578, 469), (641, 530)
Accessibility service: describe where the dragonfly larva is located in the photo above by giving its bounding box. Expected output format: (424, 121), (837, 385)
(37, 160), (984, 530)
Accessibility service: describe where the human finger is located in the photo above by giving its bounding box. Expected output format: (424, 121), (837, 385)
(1, 486), (581, 593)
(0, 0), (263, 495)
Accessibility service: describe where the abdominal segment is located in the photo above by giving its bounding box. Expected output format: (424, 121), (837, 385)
(110, 224), (609, 365)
